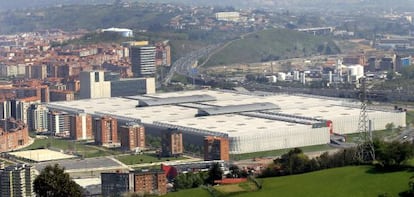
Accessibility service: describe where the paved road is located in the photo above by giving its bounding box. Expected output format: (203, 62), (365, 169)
(160, 44), (220, 87)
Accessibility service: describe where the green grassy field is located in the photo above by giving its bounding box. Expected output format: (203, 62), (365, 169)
(235, 166), (411, 197)
(231, 144), (333, 160)
(116, 154), (187, 165)
(345, 129), (402, 143)
(406, 110), (414, 125)
(166, 188), (211, 197)
(203, 28), (339, 67)
(166, 166), (412, 197)
(21, 138), (121, 158)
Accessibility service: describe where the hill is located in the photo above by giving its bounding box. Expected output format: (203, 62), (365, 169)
(0, 4), (176, 34)
(166, 166), (412, 197)
(202, 28), (340, 67)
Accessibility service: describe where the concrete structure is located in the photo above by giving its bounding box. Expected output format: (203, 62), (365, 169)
(0, 164), (35, 197)
(10, 99), (41, 125)
(47, 111), (70, 136)
(0, 64), (26, 77)
(28, 104), (48, 133)
(102, 27), (133, 37)
(49, 90), (75, 102)
(94, 116), (118, 146)
(70, 113), (93, 140)
(101, 172), (134, 197)
(79, 71), (111, 99)
(130, 46), (156, 77)
(119, 123), (145, 151)
(101, 170), (166, 197)
(161, 129), (183, 157)
(110, 77), (156, 97)
(46, 90), (406, 155)
(25, 64), (47, 79)
(0, 119), (30, 152)
(215, 12), (240, 22)
(204, 136), (230, 161)
(8, 149), (76, 162)
(134, 170), (166, 196)
(155, 41), (171, 67)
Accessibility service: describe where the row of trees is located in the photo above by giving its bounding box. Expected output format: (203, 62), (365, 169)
(174, 162), (250, 191)
(260, 140), (414, 178)
(174, 162), (223, 190)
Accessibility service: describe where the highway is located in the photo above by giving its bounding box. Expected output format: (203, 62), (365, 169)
(160, 44), (220, 87)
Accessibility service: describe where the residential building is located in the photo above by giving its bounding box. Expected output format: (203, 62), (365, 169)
(93, 116), (118, 146)
(70, 113), (93, 140)
(0, 164), (35, 197)
(101, 172), (134, 197)
(28, 104), (48, 133)
(161, 129), (183, 157)
(0, 119), (30, 152)
(79, 71), (111, 99)
(50, 90), (75, 102)
(0, 100), (11, 120)
(119, 123), (145, 151)
(25, 64), (47, 79)
(134, 170), (167, 196)
(215, 12), (240, 22)
(10, 98), (41, 125)
(155, 41), (171, 67)
(130, 46), (156, 77)
(47, 111), (71, 136)
(204, 136), (230, 161)
(101, 170), (166, 197)
(110, 77), (156, 97)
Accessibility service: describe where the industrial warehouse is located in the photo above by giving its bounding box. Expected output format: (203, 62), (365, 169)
(46, 90), (406, 154)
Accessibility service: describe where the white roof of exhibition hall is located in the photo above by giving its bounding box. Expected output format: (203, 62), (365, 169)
(154, 114), (319, 138)
(46, 90), (401, 134)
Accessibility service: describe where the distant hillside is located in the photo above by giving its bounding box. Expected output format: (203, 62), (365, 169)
(203, 28), (340, 67)
(0, 0), (113, 11)
(0, 4), (176, 34)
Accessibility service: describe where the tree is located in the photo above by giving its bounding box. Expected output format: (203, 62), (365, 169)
(34, 164), (83, 197)
(375, 140), (414, 169)
(275, 148), (310, 175)
(207, 162), (223, 185)
(385, 123), (395, 131)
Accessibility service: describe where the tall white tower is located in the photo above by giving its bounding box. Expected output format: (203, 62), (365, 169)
(79, 71), (111, 99)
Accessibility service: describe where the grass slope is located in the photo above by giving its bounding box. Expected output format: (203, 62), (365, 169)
(204, 28), (340, 67)
(166, 188), (211, 197)
(116, 154), (186, 165)
(234, 166), (411, 197)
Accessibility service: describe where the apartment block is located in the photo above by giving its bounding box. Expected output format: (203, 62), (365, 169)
(119, 123), (145, 151)
(93, 116), (118, 145)
(161, 129), (183, 157)
(134, 170), (167, 196)
(0, 164), (35, 197)
(70, 113), (93, 140)
(101, 170), (166, 197)
(204, 136), (230, 161)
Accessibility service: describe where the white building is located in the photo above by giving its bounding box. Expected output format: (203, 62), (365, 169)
(28, 104), (48, 133)
(79, 71), (111, 99)
(102, 27), (133, 37)
(215, 12), (240, 22)
(0, 64), (26, 77)
(46, 90), (406, 154)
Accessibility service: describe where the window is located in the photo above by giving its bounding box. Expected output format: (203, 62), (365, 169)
(95, 72), (99, 82)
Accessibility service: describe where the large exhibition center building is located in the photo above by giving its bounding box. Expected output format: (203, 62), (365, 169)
(47, 90), (406, 154)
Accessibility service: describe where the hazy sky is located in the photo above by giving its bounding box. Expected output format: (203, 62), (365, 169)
(0, 0), (413, 11)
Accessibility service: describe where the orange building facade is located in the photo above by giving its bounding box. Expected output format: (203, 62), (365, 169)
(0, 119), (29, 152)
(204, 136), (230, 161)
(119, 123), (145, 151)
